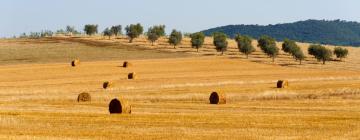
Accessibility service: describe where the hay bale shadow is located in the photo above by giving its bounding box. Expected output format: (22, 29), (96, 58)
(103, 81), (113, 89)
(128, 72), (136, 80)
(71, 59), (80, 67)
(277, 80), (289, 88)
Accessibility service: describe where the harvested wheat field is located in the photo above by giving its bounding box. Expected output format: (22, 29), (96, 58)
(0, 38), (360, 139)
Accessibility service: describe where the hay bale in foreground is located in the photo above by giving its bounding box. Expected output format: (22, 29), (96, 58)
(123, 61), (132, 68)
(209, 91), (226, 104)
(277, 80), (289, 88)
(71, 59), (80, 67)
(109, 98), (131, 114)
(128, 72), (136, 80)
(103, 81), (113, 89)
(77, 92), (91, 102)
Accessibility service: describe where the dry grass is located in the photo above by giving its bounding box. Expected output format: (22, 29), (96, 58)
(0, 38), (191, 65)
(0, 38), (359, 139)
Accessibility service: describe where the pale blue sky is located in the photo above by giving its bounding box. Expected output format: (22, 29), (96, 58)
(0, 0), (359, 37)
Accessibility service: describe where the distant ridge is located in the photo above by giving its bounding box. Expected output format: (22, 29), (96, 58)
(201, 19), (360, 46)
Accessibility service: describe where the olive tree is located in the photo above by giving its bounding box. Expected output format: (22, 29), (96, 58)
(103, 28), (113, 39)
(147, 25), (165, 46)
(235, 34), (255, 58)
(282, 39), (305, 64)
(213, 32), (228, 55)
(333, 47), (349, 61)
(110, 25), (122, 36)
(257, 35), (279, 62)
(282, 39), (297, 55)
(190, 32), (205, 52)
(308, 45), (333, 64)
(168, 29), (182, 49)
(66, 25), (76, 36)
(84, 24), (98, 36)
(125, 23), (143, 43)
(293, 49), (305, 64)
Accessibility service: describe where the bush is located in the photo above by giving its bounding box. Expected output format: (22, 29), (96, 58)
(333, 47), (349, 61)
(168, 29), (182, 49)
(190, 32), (205, 52)
(213, 32), (228, 55)
(125, 23), (143, 43)
(235, 34), (255, 58)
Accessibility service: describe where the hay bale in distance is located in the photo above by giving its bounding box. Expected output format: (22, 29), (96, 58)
(109, 98), (131, 114)
(277, 80), (289, 88)
(209, 91), (226, 104)
(71, 59), (80, 67)
(103, 81), (113, 89)
(123, 61), (132, 68)
(128, 72), (136, 80)
(77, 92), (91, 102)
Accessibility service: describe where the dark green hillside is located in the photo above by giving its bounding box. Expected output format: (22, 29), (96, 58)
(202, 20), (360, 46)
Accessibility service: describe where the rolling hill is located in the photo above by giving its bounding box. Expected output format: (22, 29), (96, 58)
(202, 19), (360, 46)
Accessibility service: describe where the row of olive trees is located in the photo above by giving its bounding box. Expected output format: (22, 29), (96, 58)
(188, 32), (348, 64)
(19, 30), (53, 39)
(82, 24), (349, 64)
(235, 35), (348, 64)
(189, 32), (229, 54)
(234, 35), (304, 64)
(308, 45), (348, 64)
(103, 25), (122, 39)
(100, 24), (183, 48)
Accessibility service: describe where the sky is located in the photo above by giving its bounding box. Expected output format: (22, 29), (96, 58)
(0, 0), (359, 37)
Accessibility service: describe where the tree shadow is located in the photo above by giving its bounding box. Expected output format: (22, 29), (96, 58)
(250, 60), (264, 63)
(279, 63), (300, 66)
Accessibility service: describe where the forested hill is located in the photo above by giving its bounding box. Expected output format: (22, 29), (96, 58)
(201, 20), (360, 46)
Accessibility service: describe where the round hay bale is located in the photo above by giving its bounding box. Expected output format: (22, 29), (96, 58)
(71, 59), (80, 67)
(277, 80), (289, 88)
(77, 92), (91, 102)
(103, 81), (113, 89)
(128, 72), (136, 80)
(123, 61), (132, 68)
(209, 91), (226, 104)
(109, 98), (131, 114)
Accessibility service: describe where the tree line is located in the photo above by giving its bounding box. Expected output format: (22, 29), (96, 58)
(19, 23), (349, 65)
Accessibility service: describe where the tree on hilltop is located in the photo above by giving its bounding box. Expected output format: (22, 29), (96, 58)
(125, 23), (143, 43)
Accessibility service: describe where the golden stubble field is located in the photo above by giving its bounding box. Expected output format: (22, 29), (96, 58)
(0, 37), (359, 139)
